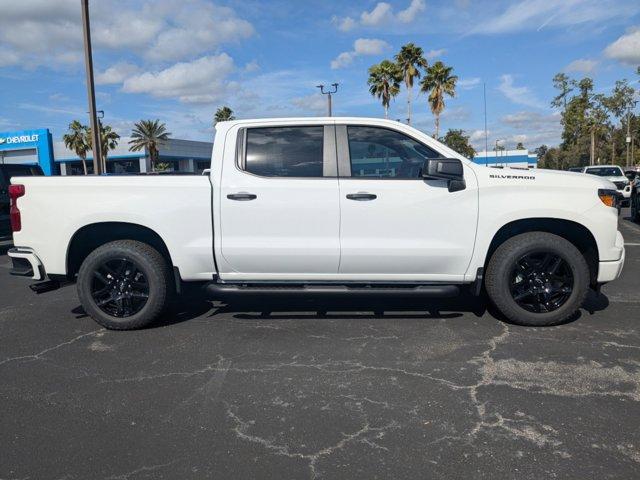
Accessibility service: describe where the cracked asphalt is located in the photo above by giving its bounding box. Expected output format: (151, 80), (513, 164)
(1, 212), (640, 479)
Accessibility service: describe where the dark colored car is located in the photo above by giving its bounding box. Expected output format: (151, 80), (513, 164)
(0, 164), (44, 237)
(631, 171), (640, 223)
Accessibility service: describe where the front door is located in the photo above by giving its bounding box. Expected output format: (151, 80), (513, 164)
(219, 124), (341, 280)
(336, 125), (478, 282)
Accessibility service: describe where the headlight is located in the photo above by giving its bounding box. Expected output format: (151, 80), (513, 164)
(598, 189), (618, 208)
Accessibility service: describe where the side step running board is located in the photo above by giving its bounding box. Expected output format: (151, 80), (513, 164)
(204, 283), (460, 298)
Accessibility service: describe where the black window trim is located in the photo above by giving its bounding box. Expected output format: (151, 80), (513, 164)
(234, 125), (338, 180)
(337, 124), (445, 180)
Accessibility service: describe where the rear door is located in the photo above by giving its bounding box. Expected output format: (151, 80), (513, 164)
(218, 123), (341, 280)
(336, 124), (478, 281)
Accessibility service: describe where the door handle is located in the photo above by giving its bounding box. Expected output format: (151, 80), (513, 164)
(346, 192), (377, 201)
(227, 192), (257, 201)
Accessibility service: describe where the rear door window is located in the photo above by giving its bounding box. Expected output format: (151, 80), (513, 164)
(244, 126), (324, 177)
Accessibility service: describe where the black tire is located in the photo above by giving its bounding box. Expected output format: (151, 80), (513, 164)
(77, 240), (172, 330)
(485, 232), (589, 327)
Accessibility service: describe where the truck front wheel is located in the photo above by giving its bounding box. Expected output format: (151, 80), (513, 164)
(485, 232), (589, 326)
(77, 240), (172, 330)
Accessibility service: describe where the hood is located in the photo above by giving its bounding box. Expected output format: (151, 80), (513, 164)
(477, 165), (616, 190)
(601, 175), (628, 183)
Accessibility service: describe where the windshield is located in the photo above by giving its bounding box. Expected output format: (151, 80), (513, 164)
(584, 167), (623, 177)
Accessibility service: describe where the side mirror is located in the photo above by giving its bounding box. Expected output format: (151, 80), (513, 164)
(422, 158), (466, 192)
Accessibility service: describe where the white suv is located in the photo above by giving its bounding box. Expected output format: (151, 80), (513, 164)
(582, 165), (631, 206)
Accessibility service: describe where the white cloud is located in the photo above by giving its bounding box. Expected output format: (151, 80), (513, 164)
(425, 48), (447, 60)
(93, 15), (163, 50)
(0, 0), (254, 68)
(361, 3), (394, 26)
(498, 74), (545, 109)
(144, 2), (254, 62)
(440, 106), (470, 121)
(564, 58), (598, 73)
(332, 15), (357, 32)
(0, 0), (80, 68)
(398, 0), (426, 23)
(478, 110), (563, 150)
(122, 54), (235, 104)
(470, 0), (638, 35)
(604, 28), (640, 65)
(501, 110), (560, 130)
(291, 94), (327, 114)
(470, 129), (490, 143)
(354, 38), (390, 55)
(331, 38), (390, 69)
(458, 77), (481, 90)
(332, 0), (425, 31)
(331, 52), (356, 69)
(96, 62), (141, 85)
(243, 60), (260, 73)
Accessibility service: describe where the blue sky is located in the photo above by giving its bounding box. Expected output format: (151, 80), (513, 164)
(1, 0), (639, 151)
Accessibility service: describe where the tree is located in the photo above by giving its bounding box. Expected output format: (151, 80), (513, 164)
(214, 106), (235, 125)
(394, 43), (428, 125)
(551, 73), (576, 110)
(440, 129), (475, 158)
(420, 61), (457, 138)
(534, 145), (548, 160)
(62, 120), (90, 175)
(128, 119), (171, 172)
(602, 79), (636, 164)
(87, 122), (120, 173)
(367, 60), (402, 119)
(516, 142), (525, 150)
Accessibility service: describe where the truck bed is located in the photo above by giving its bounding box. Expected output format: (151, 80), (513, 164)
(11, 175), (216, 280)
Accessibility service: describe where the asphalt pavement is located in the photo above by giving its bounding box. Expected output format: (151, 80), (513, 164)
(1, 213), (640, 479)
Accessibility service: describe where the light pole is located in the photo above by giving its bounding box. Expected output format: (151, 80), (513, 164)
(317, 83), (339, 117)
(81, 0), (103, 175)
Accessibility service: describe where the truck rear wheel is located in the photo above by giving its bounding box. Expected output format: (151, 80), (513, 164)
(77, 240), (172, 330)
(485, 232), (589, 327)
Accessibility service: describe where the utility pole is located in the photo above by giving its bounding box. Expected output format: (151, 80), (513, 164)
(81, 0), (103, 175)
(317, 83), (339, 117)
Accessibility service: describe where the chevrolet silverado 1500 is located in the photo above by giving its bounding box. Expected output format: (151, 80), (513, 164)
(7, 118), (625, 329)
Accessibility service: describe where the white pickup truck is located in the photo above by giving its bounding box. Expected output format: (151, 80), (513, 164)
(7, 117), (625, 329)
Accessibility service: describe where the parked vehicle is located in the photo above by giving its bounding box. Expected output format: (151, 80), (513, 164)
(8, 118), (625, 329)
(0, 164), (43, 237)
(631, 173), (640, 222)
(567, 167), (582, 172)
(581, 165), (631, 207)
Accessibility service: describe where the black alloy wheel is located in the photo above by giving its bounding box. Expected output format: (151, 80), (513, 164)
(91, 257), (149, 317)
(509, 251), (573, 314)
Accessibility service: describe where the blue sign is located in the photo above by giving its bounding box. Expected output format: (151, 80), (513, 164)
(0, 128), (56, 175)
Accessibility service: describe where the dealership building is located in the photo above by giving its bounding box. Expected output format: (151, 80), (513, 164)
(472, 149), (538, 169)
(0, 128), (213, 175)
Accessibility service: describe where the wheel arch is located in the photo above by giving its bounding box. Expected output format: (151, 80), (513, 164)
(484, 218), (599, 287)
(66, 222), (174, 279)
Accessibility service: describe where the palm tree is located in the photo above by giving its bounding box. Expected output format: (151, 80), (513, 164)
(128, 119), (171, 172)
(214, 106), (235, 125)
(367, 60), (402, 119)
(395, 43), (428, 125)
(87, 122), (120, 173)
(420, 61), (458, 138)
(62, 120), (89, 175)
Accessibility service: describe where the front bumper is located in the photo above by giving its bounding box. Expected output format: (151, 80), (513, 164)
(597, 231), (625, 283)
(7, 247), (45, 281)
